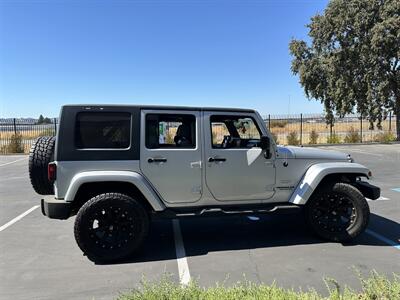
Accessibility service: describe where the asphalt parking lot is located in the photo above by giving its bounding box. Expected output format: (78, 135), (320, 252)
(1, 144), (399, 300)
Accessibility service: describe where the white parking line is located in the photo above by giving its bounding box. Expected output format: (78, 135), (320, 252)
(0, 205), (39, 232)
(0, 157), (28, 167)
(367, 196), (390, 201)
(365, 229), (400, 250)
(172, 219), (191, 285)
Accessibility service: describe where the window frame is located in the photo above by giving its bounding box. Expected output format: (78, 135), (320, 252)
(209, 114), (262, 149)
(56, 106), (140, 161)
(144, 113), (197, 150)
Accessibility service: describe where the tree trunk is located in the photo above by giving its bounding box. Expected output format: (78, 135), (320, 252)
(396, 96), (400, 141)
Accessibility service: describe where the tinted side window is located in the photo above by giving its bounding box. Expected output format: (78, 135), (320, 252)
(75, 112), (131, 149)
(146, 114), (196, 149)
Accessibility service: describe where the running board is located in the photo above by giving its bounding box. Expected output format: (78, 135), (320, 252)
(152, 204), (301, 219)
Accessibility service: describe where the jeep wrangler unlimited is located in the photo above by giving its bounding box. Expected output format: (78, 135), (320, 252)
(29, 105), (380, 262)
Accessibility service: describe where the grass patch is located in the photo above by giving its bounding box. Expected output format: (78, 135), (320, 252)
(118, 271), (400, 300)
(270, 120), (288, 128)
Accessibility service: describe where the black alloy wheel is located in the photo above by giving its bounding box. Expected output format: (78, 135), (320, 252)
(74, 193), (149, 262)
(305, 182), (369, 242)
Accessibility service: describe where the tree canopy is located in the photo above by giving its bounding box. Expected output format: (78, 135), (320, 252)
(37, 114), (52, 125)
(289, 0), (400, 139)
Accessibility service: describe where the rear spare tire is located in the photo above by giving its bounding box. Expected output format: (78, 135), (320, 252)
(29, 136), (56, 195)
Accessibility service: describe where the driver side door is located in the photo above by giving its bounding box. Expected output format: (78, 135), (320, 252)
(204, 112), (276, 202)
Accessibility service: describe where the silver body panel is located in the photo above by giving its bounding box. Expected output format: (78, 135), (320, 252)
(53, 108), (371, 211)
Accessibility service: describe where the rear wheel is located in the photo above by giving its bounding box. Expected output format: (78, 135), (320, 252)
(74, 193), (149, 262)
(305, 182), (369, 242)
(29, 136), (56, 195)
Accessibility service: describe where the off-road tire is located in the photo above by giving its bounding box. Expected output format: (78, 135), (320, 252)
(29, 136), (56, 195)
(305, 182), (370, 242)
(74, 193), (149, 262)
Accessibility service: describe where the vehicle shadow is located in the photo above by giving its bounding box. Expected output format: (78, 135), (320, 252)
(96, 212), (399, 265)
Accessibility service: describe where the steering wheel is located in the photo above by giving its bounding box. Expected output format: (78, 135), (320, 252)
(221, 135), (232, 148)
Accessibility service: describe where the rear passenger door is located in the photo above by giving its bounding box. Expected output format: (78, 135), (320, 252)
(140, 110), (203, 204)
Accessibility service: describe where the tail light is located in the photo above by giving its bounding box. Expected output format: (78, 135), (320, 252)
(48, 163), (57, 181)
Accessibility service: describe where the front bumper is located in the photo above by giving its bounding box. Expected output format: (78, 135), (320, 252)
(355, 181), (381, 200)
(41, 197), (71, 219)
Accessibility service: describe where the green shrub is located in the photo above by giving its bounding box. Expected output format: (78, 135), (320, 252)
(327, 132), (341, 144)
(309, 130), (319, 144)
(374, 132), (396, 143)
(344, 127), (361, 143)
(270, 132), (279, 145)
(270, 120), (288, 128)
(6, 133), (24, 153)
(287, 131), (300, 145)
(118, 271), (400, 300)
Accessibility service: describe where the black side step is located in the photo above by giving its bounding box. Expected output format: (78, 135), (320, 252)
(152, 204), (301, 219)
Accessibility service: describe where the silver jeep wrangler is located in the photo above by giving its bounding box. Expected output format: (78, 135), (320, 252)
(28, 105), (380, 262)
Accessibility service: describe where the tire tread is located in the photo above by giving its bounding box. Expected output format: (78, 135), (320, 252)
(28, 136), (56, 195)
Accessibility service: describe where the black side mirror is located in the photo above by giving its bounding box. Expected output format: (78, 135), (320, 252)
(260, 135), (271, 158)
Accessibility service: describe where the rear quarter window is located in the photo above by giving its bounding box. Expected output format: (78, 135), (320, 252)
(75, 112), (131, 149)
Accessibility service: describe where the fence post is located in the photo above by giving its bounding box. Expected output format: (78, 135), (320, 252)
(360, 113), (363, 143)
(268, 114), (271, 129)
(389, 111), (392, 132)
(13, 118), (17, 135)
(300, 113), (303, 145)
(54, 118), (57, 134)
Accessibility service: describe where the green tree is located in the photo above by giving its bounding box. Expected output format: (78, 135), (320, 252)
(289, 0), (400, 140)
(37, 115), (52, 124)
(37, 114), (44, 124)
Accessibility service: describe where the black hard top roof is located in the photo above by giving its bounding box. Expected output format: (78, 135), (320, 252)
(62, 104), (256, 113)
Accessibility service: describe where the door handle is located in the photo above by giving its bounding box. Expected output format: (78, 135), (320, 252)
(208, 157), (226, 163)
(148, 157), (167, 163)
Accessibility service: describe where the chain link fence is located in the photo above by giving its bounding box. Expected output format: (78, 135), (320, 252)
(0, 114), (397, 154)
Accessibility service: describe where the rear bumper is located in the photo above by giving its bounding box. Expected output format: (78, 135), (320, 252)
(41, 197), (71, 219)
(355, 181), (381, 200)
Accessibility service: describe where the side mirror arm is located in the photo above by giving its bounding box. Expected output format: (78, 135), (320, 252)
(260, 135), (272, 159)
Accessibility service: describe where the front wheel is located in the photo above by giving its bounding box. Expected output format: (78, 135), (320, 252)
(74, 193), (149, 262)
(305, 182), (370, 242)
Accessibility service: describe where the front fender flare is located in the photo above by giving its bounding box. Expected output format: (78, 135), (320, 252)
(289, 162), (369, 205)
(64, 171), (165, 211)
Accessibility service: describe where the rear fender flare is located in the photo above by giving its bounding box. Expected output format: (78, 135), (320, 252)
(64, 171), (165, 211)
(289, 162), (369, 205)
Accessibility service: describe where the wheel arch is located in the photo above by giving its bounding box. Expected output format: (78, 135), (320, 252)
(65, 171), (165, 213)
(289, 162), (370, 205)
